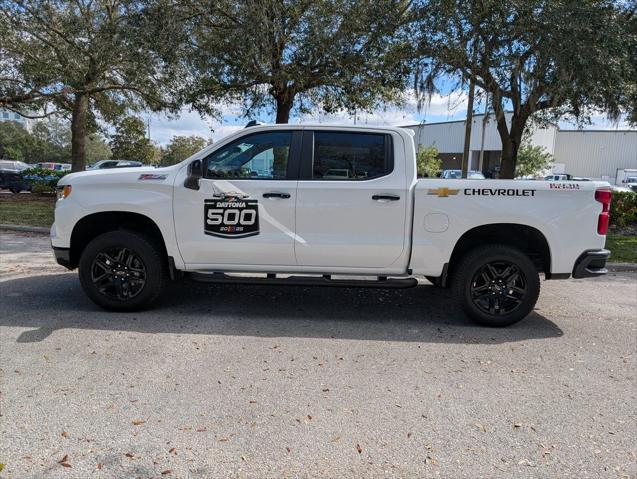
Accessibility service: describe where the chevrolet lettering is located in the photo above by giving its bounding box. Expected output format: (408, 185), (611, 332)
(464, 188), (536, 197)
(51, 124), (612, 327)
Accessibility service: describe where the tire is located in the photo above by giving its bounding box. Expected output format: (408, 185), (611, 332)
(78, 230), (168, 311)
(452, 244), (540, 327)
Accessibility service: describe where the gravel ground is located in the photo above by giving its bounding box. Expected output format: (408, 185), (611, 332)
(0, 231), (635, 479)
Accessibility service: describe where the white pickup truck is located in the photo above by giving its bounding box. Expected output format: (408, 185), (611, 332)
(51, 124), (612, 326)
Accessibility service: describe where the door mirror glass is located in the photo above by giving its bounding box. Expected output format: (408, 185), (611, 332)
(185, 159), (203, 190)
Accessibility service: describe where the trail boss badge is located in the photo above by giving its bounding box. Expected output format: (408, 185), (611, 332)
(204, 194), (259, 238)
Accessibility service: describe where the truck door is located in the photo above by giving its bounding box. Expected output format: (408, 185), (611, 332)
(173, 130), (301, 267)
(294, 129), (408, 269)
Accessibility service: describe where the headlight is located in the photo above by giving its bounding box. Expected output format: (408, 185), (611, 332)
(56, 185), (72, 200)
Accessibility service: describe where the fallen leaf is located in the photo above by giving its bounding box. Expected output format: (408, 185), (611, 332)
(58, 455), (69, 464)
(96, 463), (103, 470)
(407, 432), (412, 439)
(286, 447), (291, 453)
(168, 447), (176, 454)
(218, 438), (229, 442)
(474, 422), (487, 433)
(330, 436), (341, 443)
(322, 388), (330, 392)
(0, 464), (4, 472)
(240, 455), (247, 461)
(249, 400), (257, 404)
(161, 470), (172, 475)
(132, 420), (145, 426)
(125, 453), (134, 459)
(196, 428), (207, 432)
(61, 431), (69, 438)
(356, 444), (362, 454)
(307, 415), (312, 420)
(60, 462), (72, 468)
(513, 423), (522, 428)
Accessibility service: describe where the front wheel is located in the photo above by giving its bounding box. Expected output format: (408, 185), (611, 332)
(452, 245), (540, 327)
(78, 230), (168, 311)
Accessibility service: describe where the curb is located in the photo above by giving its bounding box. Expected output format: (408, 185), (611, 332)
(0, 224), (50, 234)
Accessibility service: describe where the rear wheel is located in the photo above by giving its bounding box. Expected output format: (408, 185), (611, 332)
(78, 230), (168, 311)
(452, 245), (540, 327)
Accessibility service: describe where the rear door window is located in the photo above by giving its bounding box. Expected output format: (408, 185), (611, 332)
(311, 132), (392, 180)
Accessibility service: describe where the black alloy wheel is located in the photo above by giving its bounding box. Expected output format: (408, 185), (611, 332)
(90, 247), (147, 301)
(453, 244), (540, 327)
(469, 260), (526, 316)
(79, 230), (168, 311)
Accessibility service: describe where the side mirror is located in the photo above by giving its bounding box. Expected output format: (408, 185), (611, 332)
(184, 159), (202, 190)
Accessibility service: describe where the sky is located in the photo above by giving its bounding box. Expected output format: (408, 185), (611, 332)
(145, 90), (634, 146)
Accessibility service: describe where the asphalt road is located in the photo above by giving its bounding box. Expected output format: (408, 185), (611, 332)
(1, 231), (636, 478)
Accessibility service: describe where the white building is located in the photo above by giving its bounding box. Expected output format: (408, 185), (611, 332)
(0, 108), (35, 132)
(403, 113), (637, 182)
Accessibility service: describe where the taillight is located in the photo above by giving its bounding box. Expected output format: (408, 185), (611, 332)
(595, 188), (612, 235)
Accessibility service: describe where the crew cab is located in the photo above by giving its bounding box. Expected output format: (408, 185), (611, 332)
(51, 125), (612, 326)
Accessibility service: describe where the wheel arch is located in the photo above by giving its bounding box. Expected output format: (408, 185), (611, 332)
(69, 211), (168, 269)
(444, 223), (552, 286)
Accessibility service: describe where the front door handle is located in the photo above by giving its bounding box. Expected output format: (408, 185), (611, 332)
(263, 192), (291, 199)
(372, 194), (400, 201)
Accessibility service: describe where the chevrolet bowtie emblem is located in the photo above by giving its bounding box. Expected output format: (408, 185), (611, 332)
(428, 187), (460, 197)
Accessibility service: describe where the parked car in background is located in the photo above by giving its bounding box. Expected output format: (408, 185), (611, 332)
(0, 160), (31, 171)
(441, 169), (485, 179)
(36, 162), (71, 171)
(88, 160), (143, 170)
(623, 176), (637, 192)
(0, 168), (31, 193)
(610, 185), (633, 193)
(0, 160), (31, 193)
(544, 174), (591, 182)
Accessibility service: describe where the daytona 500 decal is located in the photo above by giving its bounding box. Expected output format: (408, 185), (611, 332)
(204, 198), (259, 238)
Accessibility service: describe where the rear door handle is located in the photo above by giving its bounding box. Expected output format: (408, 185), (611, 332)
(372, 194), (400, 201)
(263, 192), (291, 199)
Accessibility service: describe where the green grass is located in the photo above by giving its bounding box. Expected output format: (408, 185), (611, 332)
(1, 195), (635, 264)
(606, 234), (637, 263)
(0, 195), (55, 227)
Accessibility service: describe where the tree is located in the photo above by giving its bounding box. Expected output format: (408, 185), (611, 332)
(414, 0), (635, 178)
(515, 145), (553, 178)
(0, 1), (176, 171)
(153, 0), (414, 123)
(86, 134), (112, 165)
(110, 117), (154, 163)
(0, 120), (68, 163)
(416, 144), (441, 178)
(161, 135), (209, 166)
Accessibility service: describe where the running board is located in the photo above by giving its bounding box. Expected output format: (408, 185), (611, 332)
(188, 272), (418, 289)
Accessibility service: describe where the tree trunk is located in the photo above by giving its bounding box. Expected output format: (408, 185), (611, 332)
(499, 115), (527, 179)
(274, 93), (293, 124)
(70, 93), (89, 172)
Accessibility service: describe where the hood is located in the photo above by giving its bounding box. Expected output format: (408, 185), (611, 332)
(58, 165), (179, 186)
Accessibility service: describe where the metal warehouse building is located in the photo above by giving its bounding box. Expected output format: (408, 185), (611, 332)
(403, 113), (637, 183)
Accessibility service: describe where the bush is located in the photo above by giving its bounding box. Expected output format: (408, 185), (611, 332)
(21, 167), (67, 194)
(416, 144), (441, 178)
(610, 191), (637, 228)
